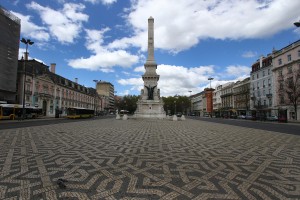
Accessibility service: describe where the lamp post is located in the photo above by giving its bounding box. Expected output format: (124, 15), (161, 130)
(294, 20), (300, 27)
(173, 94), (179, 121)
(188, 90), (192, 114)
(20, 38), (34, 120)
(93, 80), (98, 115)
(208, 77), (214, 89)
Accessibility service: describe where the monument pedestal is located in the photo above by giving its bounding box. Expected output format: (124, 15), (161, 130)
(134, 99), (166, 119)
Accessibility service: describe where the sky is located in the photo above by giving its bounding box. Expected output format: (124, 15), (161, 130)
(2, 0), (300, 97)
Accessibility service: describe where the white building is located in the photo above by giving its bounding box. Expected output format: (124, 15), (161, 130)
(250, 55), (274, 117)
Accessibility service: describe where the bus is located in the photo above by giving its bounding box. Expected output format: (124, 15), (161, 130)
(66, 107), (94, 119)
(0, 104), (43, 120)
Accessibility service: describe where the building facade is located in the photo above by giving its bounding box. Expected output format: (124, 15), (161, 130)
(220, 82), (234, 117)
(233, 77), (250, 116)
(213, 84), (222, 117)
(0, 6), (20, 103)
(272, 40), (300, 120)
(190, 91), (204, 116)
(250, 55), (274, 117)
(95, 81), (115, 113)
(17, 59), (101, 117)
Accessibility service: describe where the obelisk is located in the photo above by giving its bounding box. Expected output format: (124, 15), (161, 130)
(134, 17), (166, 119)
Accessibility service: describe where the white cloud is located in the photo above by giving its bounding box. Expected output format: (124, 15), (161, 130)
(27, 2), (88, 44)
(118, 64), (251, 96)
(67, 28), (139, 71)
(107, 0), (300, 53)
(11, 11), (50, 42)
(225, 65), (251, 79)
(133, 66), (145, 73)
(242, 51), (257, 58)
(84, 0), (117, 5)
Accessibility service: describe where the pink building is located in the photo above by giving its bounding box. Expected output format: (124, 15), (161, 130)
(17, 59), (102, 117)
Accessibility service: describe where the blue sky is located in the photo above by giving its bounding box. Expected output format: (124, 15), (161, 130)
(2, 0), (300, 96)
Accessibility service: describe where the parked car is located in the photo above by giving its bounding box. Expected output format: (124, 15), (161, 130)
(245, 115), (254, 120)
(237, 115), (246, 119)
(266, 116), (278, 121)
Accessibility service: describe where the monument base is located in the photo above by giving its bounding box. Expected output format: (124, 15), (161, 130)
(134, 99), (166, 119)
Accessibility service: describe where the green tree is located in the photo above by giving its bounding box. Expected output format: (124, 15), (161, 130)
(116, 95), (139, 114)
(162, 95), (191, 115)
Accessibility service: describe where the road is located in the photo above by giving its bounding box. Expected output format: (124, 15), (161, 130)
(0, 117), (299, 199)
(187, 116), (300, 136)
(0, 115), (115, 130)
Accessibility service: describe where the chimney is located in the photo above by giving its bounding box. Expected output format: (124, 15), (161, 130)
(50, 63), (56, 73)
(259, 55), (263, 68)
(24, 52), (29, 61)
(75, 78), (78, 83)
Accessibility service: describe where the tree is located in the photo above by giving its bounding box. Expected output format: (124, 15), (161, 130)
(284, 68), (300, 120)
(115, 95), (139, 114)
(162, 95), (191, 115)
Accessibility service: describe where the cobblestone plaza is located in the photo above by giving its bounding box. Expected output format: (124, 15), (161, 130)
(0, 118), (299, 199)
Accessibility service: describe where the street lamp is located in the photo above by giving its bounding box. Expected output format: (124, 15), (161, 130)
(294, 21), (300, 27)
(93, 80), (98, 115)
(20, 38), (34, 120)
(188, 90), (192, 114)
(208, 77), (214, 89)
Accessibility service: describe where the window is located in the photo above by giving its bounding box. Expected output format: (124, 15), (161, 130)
(278, 58), (282, 65)
(298, 50), (300, 57)
(253, 84), (255, 90)
(269, 99), (272, 106)
(257, 82), (259, 89)
(268, 79), (271, 86)
(279, 81), (284, 89)
(280, 96), (284, 104)
(257, 90), (260, 97)
(278, 69), (283, 76)
(268, 69), (270, 75)
(263, 90), (265, 96)
(264, 100), (266, 106)
(288, 77), (293, 87)
(263, 80), (265, 88)
(263, 71), (265, 77)
(287, 54), (292, 62)
(252, 75), (254, 80)
(287, 66), (292, 74)
(257, 73), (259, 78)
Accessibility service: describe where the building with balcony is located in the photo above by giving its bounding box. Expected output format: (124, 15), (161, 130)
(250, 55), (274, 118)
(220, 82), (234, 117)
(272, 40), (300, 120)
(0, 6), (20, 103)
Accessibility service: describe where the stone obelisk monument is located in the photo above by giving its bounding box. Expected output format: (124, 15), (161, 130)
(134, 16), (166, 119)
